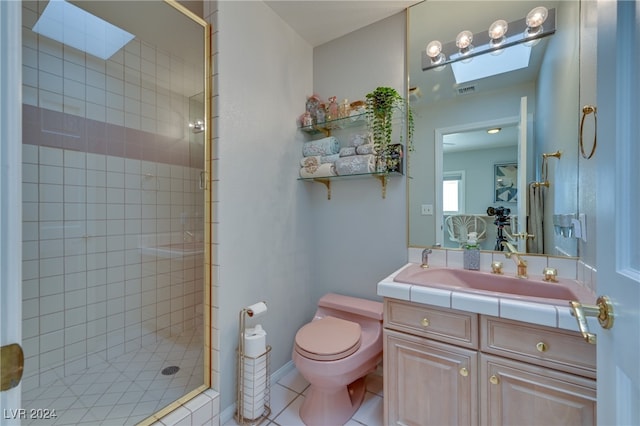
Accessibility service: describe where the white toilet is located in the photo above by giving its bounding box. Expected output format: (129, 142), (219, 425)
(292, 293), (383, 426)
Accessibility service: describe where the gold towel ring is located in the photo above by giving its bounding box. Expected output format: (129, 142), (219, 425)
(579, 105), (597, 159)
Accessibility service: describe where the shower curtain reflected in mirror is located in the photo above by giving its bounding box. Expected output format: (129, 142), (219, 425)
(20, 1), (208, 424)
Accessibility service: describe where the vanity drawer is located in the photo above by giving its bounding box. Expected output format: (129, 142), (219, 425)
(481, 316), (596, 379)
(384, 299), (478, 349)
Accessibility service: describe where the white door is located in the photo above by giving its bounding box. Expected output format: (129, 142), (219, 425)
(595, 0), (640, 424)
(0, 0), (23, 422)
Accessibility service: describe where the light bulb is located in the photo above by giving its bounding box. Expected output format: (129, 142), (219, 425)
(426, 40), (442, 58)
(526, 6), (548, 28)
(426, 40), (445, 65)
(488, 19), (508, 40)
(455, 30), (473, 50)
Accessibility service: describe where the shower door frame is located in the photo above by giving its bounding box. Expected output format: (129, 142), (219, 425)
(138, 0), (213, 423)
(5, 0), (213, 422)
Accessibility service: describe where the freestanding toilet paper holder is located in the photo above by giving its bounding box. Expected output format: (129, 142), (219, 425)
(235, 303), (271, 425)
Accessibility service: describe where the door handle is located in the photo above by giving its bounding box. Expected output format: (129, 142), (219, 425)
(1, 343), (24, 391)
(569, 296), (614, 344)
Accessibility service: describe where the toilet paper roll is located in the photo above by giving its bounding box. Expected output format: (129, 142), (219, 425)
(244, 325), (266, 358)
(246, 301), (267, 318)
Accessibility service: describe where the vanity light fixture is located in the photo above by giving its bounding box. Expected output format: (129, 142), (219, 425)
(487, 127), (501, 134)
(421, 7), (556, 73)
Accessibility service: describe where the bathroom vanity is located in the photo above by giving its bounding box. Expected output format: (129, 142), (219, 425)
(379, 262), (597, 426)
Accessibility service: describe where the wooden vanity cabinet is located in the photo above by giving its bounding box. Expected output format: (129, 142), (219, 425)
(384, 300), (479, 426)
(383, 299), (597, 426)
(480, 316), (596, 425)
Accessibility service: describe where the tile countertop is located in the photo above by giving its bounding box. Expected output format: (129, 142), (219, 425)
(378, 257), (601, 334)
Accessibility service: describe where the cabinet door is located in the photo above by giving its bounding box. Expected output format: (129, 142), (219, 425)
(480, 354), (596, 426)
(384, 329), (478, 426)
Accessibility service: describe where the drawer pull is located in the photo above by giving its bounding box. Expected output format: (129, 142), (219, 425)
(420, 318), (430, 327)
(536, 342), (548, 352)
(489, 375), (500, 385)
(459, 367), (469, 377)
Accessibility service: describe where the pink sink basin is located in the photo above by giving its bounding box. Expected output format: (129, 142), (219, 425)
(393, 264), (595, 305)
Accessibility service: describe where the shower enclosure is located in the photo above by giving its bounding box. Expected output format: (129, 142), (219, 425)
(19, 1), (210, 424)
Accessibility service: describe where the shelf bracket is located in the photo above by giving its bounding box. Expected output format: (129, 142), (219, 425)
(314, 178), (332, 200)
(313, 126), (331, 137)
(374, 175), (388, 199)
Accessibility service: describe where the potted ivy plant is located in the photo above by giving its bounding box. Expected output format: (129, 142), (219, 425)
(365, 86), (414, 173)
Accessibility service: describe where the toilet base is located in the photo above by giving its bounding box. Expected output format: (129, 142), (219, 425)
(299, 377), (367, 426)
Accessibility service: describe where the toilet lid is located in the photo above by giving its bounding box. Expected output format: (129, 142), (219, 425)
(295, 316), (362, 361)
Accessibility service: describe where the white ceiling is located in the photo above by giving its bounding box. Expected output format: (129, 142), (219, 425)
(265, 1), (422, 47)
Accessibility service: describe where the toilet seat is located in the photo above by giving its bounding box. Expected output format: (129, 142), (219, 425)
(294, 316), (362, 361)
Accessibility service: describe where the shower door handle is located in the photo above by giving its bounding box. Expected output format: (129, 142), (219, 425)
(1, 343), (24, 391)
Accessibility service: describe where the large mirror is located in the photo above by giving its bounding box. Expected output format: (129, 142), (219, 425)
(407, 0), (580, 257)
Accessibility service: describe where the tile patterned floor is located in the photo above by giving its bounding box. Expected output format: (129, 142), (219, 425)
(225, 366), (384, 426)
(21, 328), (203, 426)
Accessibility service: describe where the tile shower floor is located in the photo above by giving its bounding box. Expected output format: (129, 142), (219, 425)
(21, 327), (203, 426)
(224, 366), (384, 426)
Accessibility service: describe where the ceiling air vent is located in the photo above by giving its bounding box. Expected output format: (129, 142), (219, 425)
(456, 85), (476, 96)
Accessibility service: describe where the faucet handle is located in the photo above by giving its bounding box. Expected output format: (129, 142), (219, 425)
(421, 248), (432, 269)
(542, 267), (558, 282)
(491, 261), (503, 275)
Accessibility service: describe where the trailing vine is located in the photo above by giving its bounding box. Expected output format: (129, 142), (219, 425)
(365, 87), (414, 172)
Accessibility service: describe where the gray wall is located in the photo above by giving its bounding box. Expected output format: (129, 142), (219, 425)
(311, 12), (409, 303)
(213, 1), (315, 410)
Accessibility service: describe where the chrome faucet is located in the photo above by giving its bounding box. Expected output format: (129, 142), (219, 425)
(421, 248), (432, 269)
(500, 241), (528, 279)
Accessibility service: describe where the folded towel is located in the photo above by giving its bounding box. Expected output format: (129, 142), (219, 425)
(348, 133), (370, 147)
(302, 136), (340, 157)
(356, 144), (376, 155)
(339, 146), (357, 157)
(299, 162), (337, 179)
(335, 154), (376, 175)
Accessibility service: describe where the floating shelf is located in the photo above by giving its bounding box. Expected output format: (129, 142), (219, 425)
(298, 171), (402, 200)
(299, 113), (368, 136)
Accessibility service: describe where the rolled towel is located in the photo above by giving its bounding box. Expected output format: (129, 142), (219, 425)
(356, 144), (376, 155)
(299, 162), (337, 179)
(339, 146), (357, 157)
(300, 154), (341, 168)
(335, 154), (376, 175)
(300, 156), (321, 168)
(348, 133), (370, 147)
(321, 154), (339, 163)
(302, 136), (340, 157)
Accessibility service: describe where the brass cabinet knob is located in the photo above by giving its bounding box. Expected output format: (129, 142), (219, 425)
(459, 367), (469, 377)
(489, 375), (500, 385)
(420, 318), (430, 327)
(536, 341), (548, 352)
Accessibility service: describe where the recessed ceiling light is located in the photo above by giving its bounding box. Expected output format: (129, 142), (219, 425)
(487, 127), (501, 134)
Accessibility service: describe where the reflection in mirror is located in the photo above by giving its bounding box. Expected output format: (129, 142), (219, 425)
(407, 1), (580, 257)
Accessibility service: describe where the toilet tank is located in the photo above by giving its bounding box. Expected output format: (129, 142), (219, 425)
(318, 293), (383, 321)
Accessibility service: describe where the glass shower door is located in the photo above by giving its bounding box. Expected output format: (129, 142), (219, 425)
(20, 1), (209, 423)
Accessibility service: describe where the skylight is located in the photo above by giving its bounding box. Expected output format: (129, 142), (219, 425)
(450, 43), (532, 85)
(32, 0), (135, 61)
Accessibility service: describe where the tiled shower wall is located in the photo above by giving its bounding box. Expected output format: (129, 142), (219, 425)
(21, 1), (205, 390)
